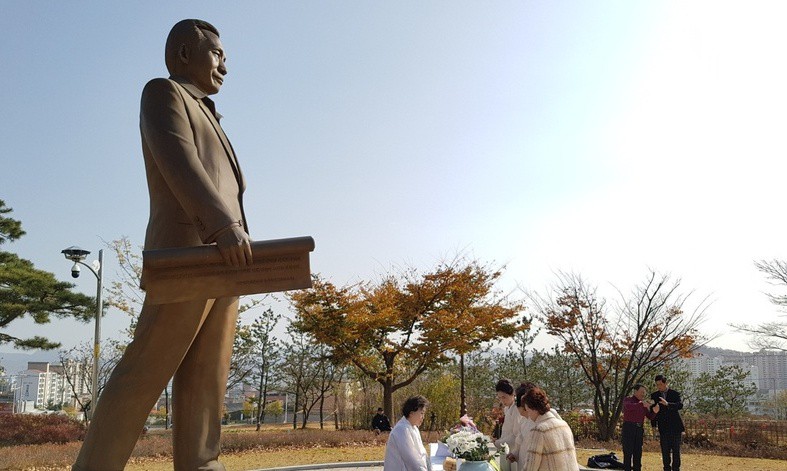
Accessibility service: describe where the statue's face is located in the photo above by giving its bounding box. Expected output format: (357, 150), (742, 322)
(183, 30), (226, 95)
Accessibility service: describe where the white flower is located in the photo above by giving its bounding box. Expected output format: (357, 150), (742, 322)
(445, 429), (495, 461)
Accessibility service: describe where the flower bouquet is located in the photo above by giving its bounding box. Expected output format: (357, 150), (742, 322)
(440, 415), (478, 443)
(445, 427), (496, 462)
(436, 415), (479, 458)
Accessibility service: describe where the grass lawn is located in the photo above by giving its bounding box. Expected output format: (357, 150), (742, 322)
(126, 445), (387, 471)
(3, 425), (786, 471)
(574, 449), (787, 471)
(122, 446), (787, 471)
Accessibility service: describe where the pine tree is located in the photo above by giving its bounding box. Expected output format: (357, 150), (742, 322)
(0, 200), (95, 349)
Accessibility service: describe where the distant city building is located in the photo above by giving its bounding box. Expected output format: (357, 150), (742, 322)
(682, 354), (723, 378)
(0, 369), (12, 415)
(718, 350), (787, 391)
(679, 348), (787, 416)
(13, 361), (89, 412)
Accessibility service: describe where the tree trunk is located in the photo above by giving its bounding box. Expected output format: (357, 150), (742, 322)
(520, 350), (527, 378)
(260, 373), (269, 426)
(301, 402), (309, 429)
(300, 385), (310, 429)
(383, 378), (394, 422)
(164, 387), (170, 430)
(334, 400), (340, 430)
(319, 394), (325, 429)
(460, 353), (467, 417)
(292, 391), (299, 430)
(255, 362), (265, 431)
(595, 403), (620, 441)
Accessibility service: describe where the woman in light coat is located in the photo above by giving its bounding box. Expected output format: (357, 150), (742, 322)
(507, 383), (564, 466)
(519, 387), (579, 471)
(384, 395), (431, 471)
(494, 379), (522, 450)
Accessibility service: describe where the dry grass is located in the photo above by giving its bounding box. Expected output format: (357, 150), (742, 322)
(575, 448), (787, 471)
(0, 426), (386, 470)
(129, 446), (787, 471)
(126, 445), (387, 471)
(2, 427), (787, 471)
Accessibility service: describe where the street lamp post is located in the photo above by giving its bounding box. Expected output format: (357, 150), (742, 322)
(61, 246), (103, 420)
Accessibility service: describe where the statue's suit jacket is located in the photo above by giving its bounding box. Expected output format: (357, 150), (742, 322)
(140, 76), (247, 255)
(74, 76), (248, 471)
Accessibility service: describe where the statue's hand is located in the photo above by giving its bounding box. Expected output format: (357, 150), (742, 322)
(215, 225), (252, 267)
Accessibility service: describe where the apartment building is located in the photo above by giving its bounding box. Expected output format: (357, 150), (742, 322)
(13, 361), (89, 412)
(719, 349), (787, 391)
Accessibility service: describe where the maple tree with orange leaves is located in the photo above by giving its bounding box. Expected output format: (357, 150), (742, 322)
(288, 258), (525, 420)
(531, 271), (709, 440)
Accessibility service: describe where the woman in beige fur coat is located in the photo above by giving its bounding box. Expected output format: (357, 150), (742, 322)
(519, 387), (579, 471)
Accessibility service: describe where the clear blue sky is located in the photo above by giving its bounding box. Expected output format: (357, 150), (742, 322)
(3, 1), (787, 359)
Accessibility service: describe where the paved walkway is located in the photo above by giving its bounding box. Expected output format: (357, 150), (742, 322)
(248, 460), (592, 471)
(248, 462), (383, 471)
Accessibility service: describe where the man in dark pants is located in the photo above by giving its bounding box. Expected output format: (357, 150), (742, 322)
(622, 384), (659, 471)
(651, 374), (684, 471)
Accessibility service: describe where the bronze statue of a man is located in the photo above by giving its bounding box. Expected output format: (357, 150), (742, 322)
(74, 19), (252, 471)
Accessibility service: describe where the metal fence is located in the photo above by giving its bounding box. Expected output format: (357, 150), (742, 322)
(681, 419), (787, 447)
(563, 414), (787, 447)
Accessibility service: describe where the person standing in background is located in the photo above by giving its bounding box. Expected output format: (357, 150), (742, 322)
(622, 384), (659, 471)
(651, 375), (684, 471)
(494, 379), (521, 471)
(494, 379), (522, 450)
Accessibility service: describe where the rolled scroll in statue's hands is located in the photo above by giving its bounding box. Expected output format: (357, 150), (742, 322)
(142, 236), (314, 304)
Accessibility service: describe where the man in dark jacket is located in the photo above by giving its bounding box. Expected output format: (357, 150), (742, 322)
(650, 374), (684, 471)
(372, 407), (392, 433)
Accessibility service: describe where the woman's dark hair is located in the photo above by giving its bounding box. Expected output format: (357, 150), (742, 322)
(515, 381), (537, 407)
(402, 395), (429, 418)
(495, 378), (514, 395)
(522, 387), (551, 415)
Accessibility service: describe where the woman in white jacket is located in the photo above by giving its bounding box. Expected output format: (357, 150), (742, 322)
(506, 381), (536, 466)
(494, 379), (521, 450)
(384, 395), (431, 471)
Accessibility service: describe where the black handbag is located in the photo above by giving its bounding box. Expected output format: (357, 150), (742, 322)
(587, 452), (625, 469)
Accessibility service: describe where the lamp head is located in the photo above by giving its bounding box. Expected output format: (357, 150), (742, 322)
(61, 246), (91, 263)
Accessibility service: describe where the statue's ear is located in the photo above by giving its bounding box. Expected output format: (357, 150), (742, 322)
(178, 44), (189, 64)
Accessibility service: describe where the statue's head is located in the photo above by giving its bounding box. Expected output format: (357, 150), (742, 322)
(165, 19), (226, 95)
